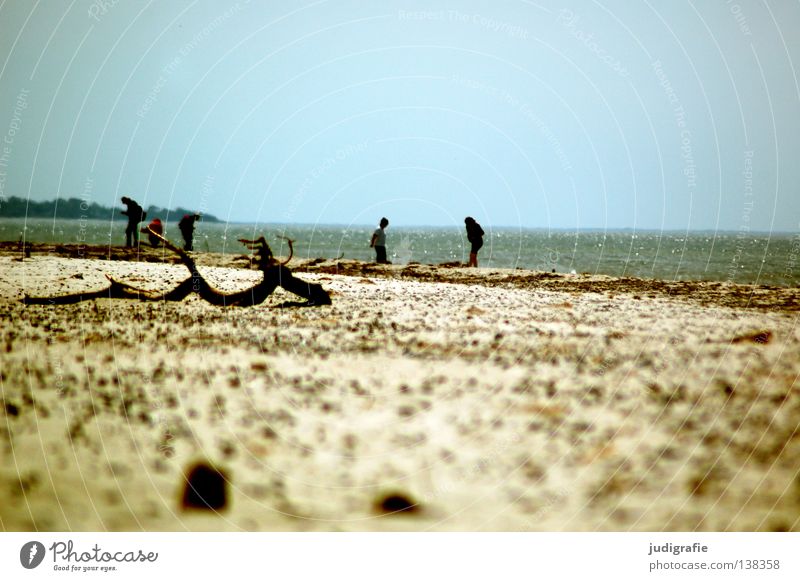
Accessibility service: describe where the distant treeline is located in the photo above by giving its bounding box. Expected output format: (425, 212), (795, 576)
(0, 196), (220, 222)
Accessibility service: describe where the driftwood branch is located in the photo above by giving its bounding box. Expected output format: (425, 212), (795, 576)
(237, 235), (294, 266)
(23, 230), (331, 307)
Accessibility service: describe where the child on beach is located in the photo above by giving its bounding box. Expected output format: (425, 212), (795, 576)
(370, 217), (390, 264)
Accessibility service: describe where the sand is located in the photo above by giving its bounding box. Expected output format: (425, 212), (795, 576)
(1, 244), (799, 531)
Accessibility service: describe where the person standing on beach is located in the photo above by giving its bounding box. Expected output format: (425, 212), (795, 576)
(121, 196), (145, 247)
(178, 213), (200, 251)
(464, 216), (484, 267)
(370, 217), (390, 264)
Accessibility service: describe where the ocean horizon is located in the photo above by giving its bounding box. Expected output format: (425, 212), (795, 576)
(2, 217), (798, 287)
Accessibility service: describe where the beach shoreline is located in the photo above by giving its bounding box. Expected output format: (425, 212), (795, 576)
(1, 247), (798, 531)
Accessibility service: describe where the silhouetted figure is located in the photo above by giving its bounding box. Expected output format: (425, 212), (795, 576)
(178, 213), (200, 251)
(121, 197), (145, 247)
(464, 216), (484, 267)
(370, 217), (390, 264)
(142, 218), (163, 247)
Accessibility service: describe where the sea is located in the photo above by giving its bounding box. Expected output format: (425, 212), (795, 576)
(2, 218), (798, 287)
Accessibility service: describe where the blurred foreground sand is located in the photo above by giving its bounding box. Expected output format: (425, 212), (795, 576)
(1, 247), (799, 531)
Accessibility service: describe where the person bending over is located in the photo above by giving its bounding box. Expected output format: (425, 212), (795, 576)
(142, 217), (163, 247)
(178, 213), (200, 251)
(464, 216), (484, 267)
(121, 196), (145, 247)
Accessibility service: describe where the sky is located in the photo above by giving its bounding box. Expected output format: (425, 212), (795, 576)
(0, 0), (798, 231)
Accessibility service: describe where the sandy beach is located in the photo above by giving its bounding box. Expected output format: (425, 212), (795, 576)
(1, 243), (798, 531)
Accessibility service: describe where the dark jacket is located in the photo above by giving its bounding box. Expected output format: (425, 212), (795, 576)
(179, 215), (197, 235)
(466, 221), (484, 243)
(122, 200), (145, 223)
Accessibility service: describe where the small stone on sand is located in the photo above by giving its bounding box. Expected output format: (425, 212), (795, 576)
(375, 493), (418, 514)
(182, 463), (229, 511)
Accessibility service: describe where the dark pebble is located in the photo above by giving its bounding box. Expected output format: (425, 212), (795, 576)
(182, 463), (229, 511)
(375, 493), (418, 514)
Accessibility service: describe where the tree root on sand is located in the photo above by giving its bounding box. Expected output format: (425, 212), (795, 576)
(23, 230), (331, 307)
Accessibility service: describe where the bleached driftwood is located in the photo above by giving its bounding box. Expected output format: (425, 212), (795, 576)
(23, 230), (331, 307)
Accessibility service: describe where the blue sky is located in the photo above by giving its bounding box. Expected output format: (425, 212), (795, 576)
(0, 1), (798, 231)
